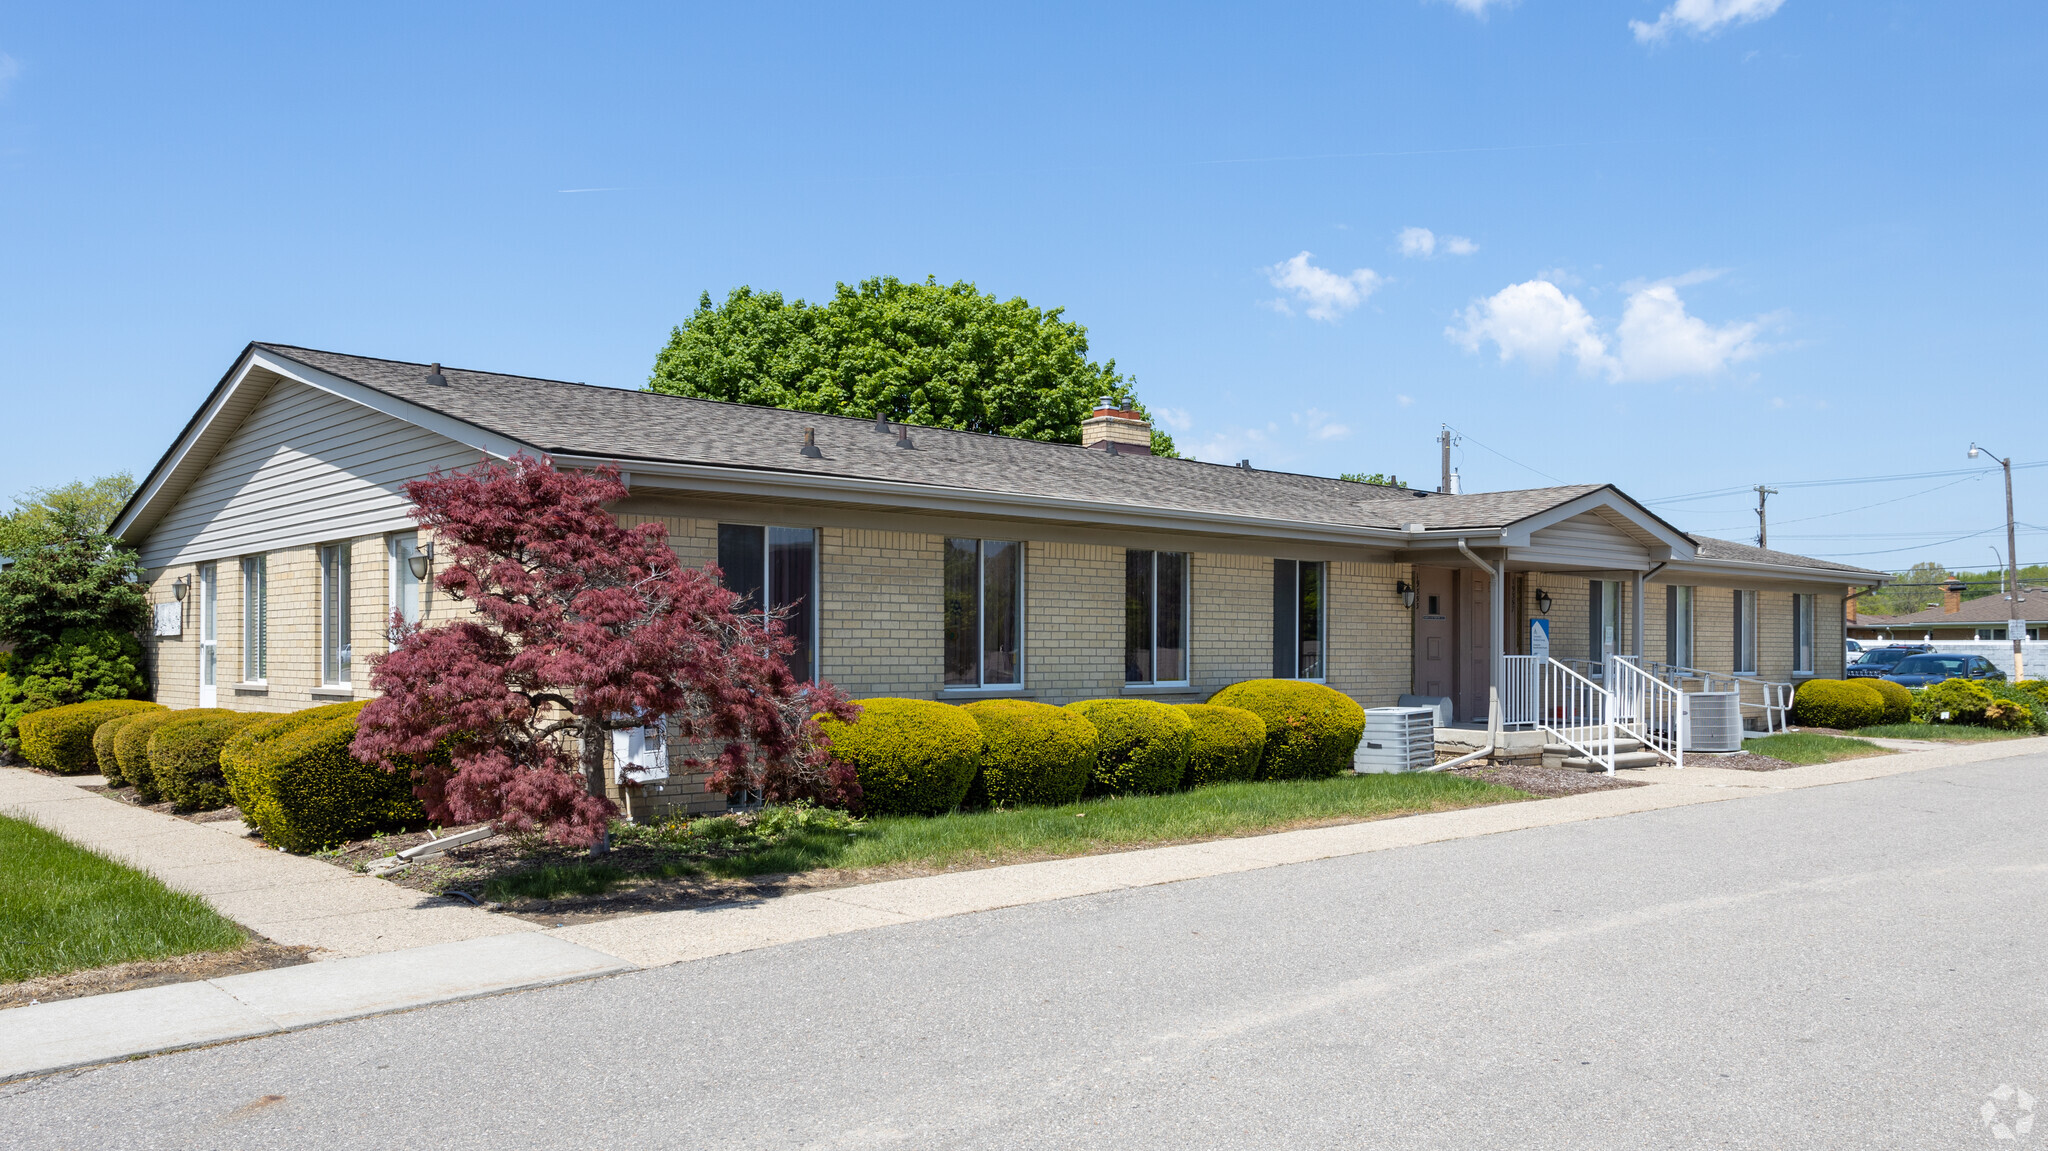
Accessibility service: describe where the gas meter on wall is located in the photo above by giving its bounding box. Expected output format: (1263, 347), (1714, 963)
(610, 717), (670, 784)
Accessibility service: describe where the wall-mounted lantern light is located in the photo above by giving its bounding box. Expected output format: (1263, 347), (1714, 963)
(1534, 587), (1552, 615)
(172, 575), (191, 602)
(1395, 579), (1416, 610)
(407, 543), (435, 582)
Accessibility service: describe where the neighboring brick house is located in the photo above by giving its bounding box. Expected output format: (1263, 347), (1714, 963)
(113, 344), (1884, 815)
(1849, 578), (2046, 642)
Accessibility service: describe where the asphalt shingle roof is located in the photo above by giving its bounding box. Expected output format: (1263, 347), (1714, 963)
(1855, 591), (2047, 627)
(1690, 536), (1887, 579)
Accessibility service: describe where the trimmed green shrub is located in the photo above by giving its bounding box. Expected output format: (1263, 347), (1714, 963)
(2014, 680), (2048, 711)
(1064, 699), (1193, 796)
(0, 627), (149, 758)
(219, 702), (425, 851)
(1913, 678), (1996, 726)
(1866, 678), (1914, 726)
(94, 711), (153, 784)
(1789, 679), (1884, 730)
(113, 709), (182, 800)
(16, 699), (163, 774)
(1206, 679), (1367, 780)
(817, 698), (983, 816)
(149, 709), (267, 811)
(958, 699), (1097, 808)
(219, 701), (369, 815)
(1176, 703), (1266, 788)
(1984, 681), (2048, 734)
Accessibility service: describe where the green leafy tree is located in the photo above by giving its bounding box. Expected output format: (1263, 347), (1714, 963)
(648, 276), (1178, 456)
(1862, 561), (1951, 617)
(1339, 472), (1407, 487)
(0, 627), (148, 755)
(0, 473), (147, 652)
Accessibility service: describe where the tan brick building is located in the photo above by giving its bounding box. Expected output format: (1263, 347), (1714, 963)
(116, 344), (1885, 813)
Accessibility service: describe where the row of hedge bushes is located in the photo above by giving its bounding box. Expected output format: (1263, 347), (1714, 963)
(17, 697), (427, 851)
(819, 679), (1368, 817)
(1791, 676), (2048, 734)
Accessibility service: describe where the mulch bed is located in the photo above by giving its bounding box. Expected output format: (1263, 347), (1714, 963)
(1448, 763), (1648, 796)
(0, 941), (314, 1010)
(1685, 751), (1802, 772)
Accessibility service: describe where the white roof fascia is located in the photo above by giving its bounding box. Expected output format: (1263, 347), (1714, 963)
(1496, 487), (1694, 554)
(571, 455), (1422, 550)
(251, 348), (535, 461)
(113, 352), (265, 540)
(1662, 555), (1887, 584)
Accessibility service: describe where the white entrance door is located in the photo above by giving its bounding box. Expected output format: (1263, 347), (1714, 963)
(198, 562), (217, 707)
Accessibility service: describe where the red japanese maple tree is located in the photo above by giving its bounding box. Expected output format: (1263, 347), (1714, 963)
(352, 454), (858, 846)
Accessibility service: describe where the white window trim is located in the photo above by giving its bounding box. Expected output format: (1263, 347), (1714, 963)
(1287, 559), (1328, 683)
(320, 543), (352, 689)
(240, 555), (268, 686)
(944, 538), (1026, 691)
(1793, 593), (1816, 675)
(717, 522), (822, 683)
(1126, 549), (1192, 688)
(1734, 590), (1760, 675)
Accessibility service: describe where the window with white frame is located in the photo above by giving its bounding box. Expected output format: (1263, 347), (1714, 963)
(1273, 559), (1326, 680)
(197, 562), (217, 703)
(944, 538), (1022, 688)
(1793, 593), (1816, 674)
(320, 544), (352, 687)
(1666, 585), (1695, 668)
(1590, 579), (1624, 662)
(1125, 550), (1188, 684)
(717, 524), (818, 683)
(388, 532), (424, 636)
(1733, 590), (1759, 674)
(241, 555), (267, 682)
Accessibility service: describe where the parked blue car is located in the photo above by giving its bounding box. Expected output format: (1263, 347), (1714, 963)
(1882, 653), (2007, 688)
(1846, 644), (1933, 678)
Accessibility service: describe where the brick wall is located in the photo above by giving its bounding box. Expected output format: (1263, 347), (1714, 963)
(1190, 552), (1274, 692)
(1023, 540), (1124, 703)
(1327, 562), (1414, 707)
(818, 527), (945, 697)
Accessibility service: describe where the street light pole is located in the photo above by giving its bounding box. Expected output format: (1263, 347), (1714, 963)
(1970, 443), (2025, 679)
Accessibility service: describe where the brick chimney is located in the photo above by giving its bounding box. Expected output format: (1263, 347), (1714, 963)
(1942, 578), (1967, 614)
(1846, 594), (1858, 624)
(1080, 396), (1153, 456)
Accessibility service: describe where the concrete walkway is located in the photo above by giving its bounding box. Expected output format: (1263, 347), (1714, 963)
(0, 770), (534, 958)
(3, 734), (2044, 1081)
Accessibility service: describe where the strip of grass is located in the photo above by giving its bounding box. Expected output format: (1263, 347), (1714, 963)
(485, 773), (1530, 901)
(0, 814), (246, 983)
(1743, 732), (1890, 765)
(1853, 723), (2036, 742)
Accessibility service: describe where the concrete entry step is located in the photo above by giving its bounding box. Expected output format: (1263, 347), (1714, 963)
(1544, 739), (1645, 755)
(1560, 751), (1668, 771)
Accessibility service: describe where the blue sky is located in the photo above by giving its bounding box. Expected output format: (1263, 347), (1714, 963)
(1, 1), (2042, 572)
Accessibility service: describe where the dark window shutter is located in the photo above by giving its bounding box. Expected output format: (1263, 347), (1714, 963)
(1273, 559), (1297, 678)
(1665, 585), (1677, 663)
(1588, 580), (1602, 662)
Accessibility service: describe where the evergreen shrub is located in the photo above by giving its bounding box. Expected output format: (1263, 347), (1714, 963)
(16, 698), (162, 774)
(1063, 699), (1193, 796)
(219, 701), (426, 851)
(816, 698), (983, 816)
(1206, 680), (1367, 780)
(1789, 679), (1885, 730)
(958, 699), (1097, 808)
(1175, 703), (1266, 787)
(112, 709), (182, 799)
(149, 709), (267, 811)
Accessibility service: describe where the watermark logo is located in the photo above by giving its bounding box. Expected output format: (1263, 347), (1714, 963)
(1984, 1086), (2037, 1140)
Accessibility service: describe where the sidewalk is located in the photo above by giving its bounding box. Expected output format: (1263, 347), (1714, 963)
(4, 735), (2043, 1081)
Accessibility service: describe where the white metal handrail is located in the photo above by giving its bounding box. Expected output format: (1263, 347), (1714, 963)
(1610, 656), (1684, 768)
(1503, 654), (1542, 728)
(1538, 658), (1617, 774)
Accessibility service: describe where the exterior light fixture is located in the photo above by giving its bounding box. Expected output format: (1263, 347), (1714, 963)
(172, 575), (191, 601)
(1395, 579), (1416, 609)
(1535, 588), (1552, 615)
(407, 543), (435, 581)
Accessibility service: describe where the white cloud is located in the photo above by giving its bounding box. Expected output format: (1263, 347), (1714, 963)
(1295, 409), (1352, 441)
(1265, 251), (1385, 322)
(1442, 0), (1518, 17)
(1631, 0), (1786, 43)
(1398, 226), (1477, 258)
(1611, 278), (1762, 381)
(1448, 280), (1612, 374)
(1448, 273), (1768, 382)
(1396, 394), (1415, 408)
(1150, 406), (1193, 432)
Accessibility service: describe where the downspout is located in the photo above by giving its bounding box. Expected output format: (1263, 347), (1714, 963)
(1429, 538), (1501, 771)
(1633, 561), (1667, 662)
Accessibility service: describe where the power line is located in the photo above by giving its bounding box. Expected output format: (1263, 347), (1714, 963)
(1443, 424), (1570, 486)
(1645, 460), (2048, 506)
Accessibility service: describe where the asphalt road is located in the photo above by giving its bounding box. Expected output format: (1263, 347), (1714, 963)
(6, 753), (2047, 1150)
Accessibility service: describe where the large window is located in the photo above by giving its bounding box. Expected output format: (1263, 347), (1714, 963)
(1666, 585), (1695, 668)
(1590, 579), (1623, 662)
(945, 538), (1022, 688)
(1793, 593), (1816, 674)
(1272, 559), (1326, 680)
(320, 544), (351, 687)
(241, 556), (267, 682)
(1733, 590), (1759, 674)
(388, 532), (424, 635)
(718, 524), (819, 683)
(198, 563), (217, 706)
(1125, 550), (1188, 684)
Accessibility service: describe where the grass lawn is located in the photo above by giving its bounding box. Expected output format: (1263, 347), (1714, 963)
(1742, 732), (1890, 765)
(482, 772), (1530, 903)
(0, 814), (246, 983)
(1852, 723), (2037, 743)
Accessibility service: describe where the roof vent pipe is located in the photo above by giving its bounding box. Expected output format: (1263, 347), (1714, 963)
(1237, 459), (1252, 470)
(874, 409), (890, 432)
(424, 362), (448, 387)
(895, 424), (916, 450)
(800, 428), (823, 459)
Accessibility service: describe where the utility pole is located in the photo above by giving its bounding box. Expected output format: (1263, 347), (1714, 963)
(1753, 485), (1778, 549)
(1438, 426), (1455, 494)
(1970, 443), (2025, 679)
